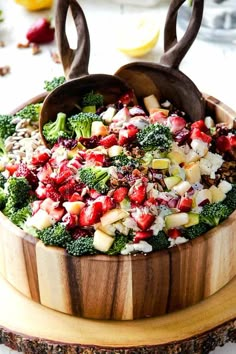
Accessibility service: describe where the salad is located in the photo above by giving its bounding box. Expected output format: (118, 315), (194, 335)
(0, 89), (235, 257)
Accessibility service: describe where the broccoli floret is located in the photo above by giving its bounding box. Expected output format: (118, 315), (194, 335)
(66, 236), (97, 256)
(81, 91), (104, 113)
(107, 231), (129, 255)
(9, 205), (32, 228)
(6, 176), (31, 210)
(110, 152), (139, 169)
(37, 223), (72, 247)
(0, 137), (7, 158)
(0, 10), (4, 22)
(0, 114), (16, 140)
(200, 202), (230, 227)
(0, 187), (6, 210)
(16, 103), (42, 122)
(68, 112), (101, 140)
(44, 76), (66, 91)
(147, 230), (170, 251)
(0, 172), (6, 188)
(43, 112), (72, 145)
(222, 185), (236, 212)
(183, 223), (210, 240)
(137, 123), (173, 152)
(79, 166), (110, 194)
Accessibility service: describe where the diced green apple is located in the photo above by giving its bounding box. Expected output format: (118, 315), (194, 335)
(164, 175), (182, 190)
(95, 223), (116, 236)
(100, 208), (129, 226)
(91, 121), (109, 136)
(185, 149), (201, 163)
(167, 150), (186, 164)
(184, 213), (199, 228)
(152, 158), (170, 169)
(102, 106), (117, 124)
(165, 212), (189, 229)
(93, 229), (114, 252)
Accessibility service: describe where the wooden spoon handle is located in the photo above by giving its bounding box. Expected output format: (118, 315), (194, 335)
(160, 0), (204, 69)
(55, 0), (90, 80)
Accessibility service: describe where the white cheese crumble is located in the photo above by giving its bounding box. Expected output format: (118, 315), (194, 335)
(218, 180), (232, 194)
(121, 241), (153, 255)
(199, 151), (224, 179)
(191, 139), (208, 157)
(168, 236), (188, 248)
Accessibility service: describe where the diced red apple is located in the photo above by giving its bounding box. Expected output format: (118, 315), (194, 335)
(28, 209), (55, 230)
(177, 196), (193, 212)
(173, 180), (192, 196)
(63, 201), (85, 215)
(195, 189), (212, 206)
(91, 121), (109, 136)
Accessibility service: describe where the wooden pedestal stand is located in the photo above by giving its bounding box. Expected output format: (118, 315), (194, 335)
(0, 274), (235, 354)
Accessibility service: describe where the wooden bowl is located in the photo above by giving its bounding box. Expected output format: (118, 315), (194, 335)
(0, 94), (235, 321)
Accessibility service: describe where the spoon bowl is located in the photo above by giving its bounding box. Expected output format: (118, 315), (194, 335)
(39, 0), (131, 146)
(116, 0), (205, 122)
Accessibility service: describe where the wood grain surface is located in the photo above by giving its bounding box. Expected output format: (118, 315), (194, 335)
(0, 273), (235, 353)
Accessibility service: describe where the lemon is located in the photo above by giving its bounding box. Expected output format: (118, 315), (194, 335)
(14, 0), (53, 11)
(116, 15), (160, 58)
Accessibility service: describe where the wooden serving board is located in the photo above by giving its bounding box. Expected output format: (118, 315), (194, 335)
(0, 273), (235, 354)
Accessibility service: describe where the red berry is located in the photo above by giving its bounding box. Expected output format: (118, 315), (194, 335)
(26, 18), (55, 44)
(79, 202), (103, 227)
(215, 135), (231, 152)
(99, 134), (118, 148)
(129, 183), (146, 204)
(134, 230), (153, 243)
(113, 187), (129, 203)
(15, 163), (38, 187)
(168, 228), (182, 239)
(133, 213), (155, 231)
(191, 120), (208, 132)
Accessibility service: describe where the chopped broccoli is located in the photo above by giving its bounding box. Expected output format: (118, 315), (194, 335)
(44, 76), (66, 91)
(147, 230), (170, 251)
(183, 222), (210, 240)
(79, 166), (110, 194)
(37, 223), (72, 247)
(0, 114), (16, 140)
(0, 10), (4, 22)
(9, 205), (32, 228)
(222, 185), (236, 212)
(110, 152), (139, 169)
(200, 202), (230, 227)
(137, 123), (173, 152)
(66, 236), (97, 256)
(3, 177), (31, 214)
(43, 112), (72, 145)
(68, 112), (101, 140)
(0, 138), (7, 158)
(81, 91), (104, 113)
(0, 187), (6, 210)
(107, 231), (129, 255)
(16, 103), (42, 122)
(0, 172), (6, 188)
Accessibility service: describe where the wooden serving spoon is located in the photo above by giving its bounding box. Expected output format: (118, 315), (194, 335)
(39, 0), (131, 145)
(115, 0), (205, 122)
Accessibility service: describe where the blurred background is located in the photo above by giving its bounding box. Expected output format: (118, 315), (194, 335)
(0, 0), (235, 353)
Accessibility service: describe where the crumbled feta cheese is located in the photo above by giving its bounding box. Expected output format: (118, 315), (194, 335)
(150, 216), (165, 234)
(121, 243), (135, 255)
(199, 152), (224, 179)
(168, 236), (188, 248)
(123, 217), (140, 231)
(218, 180), (232, 194)
(133, 241), (152, 253)
(191, 139), (208, 157)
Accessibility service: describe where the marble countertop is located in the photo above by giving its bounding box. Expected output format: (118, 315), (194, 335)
(0, 0), (235, 353)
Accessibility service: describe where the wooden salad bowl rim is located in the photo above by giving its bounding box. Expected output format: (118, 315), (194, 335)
(0, 92), (235, 321)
